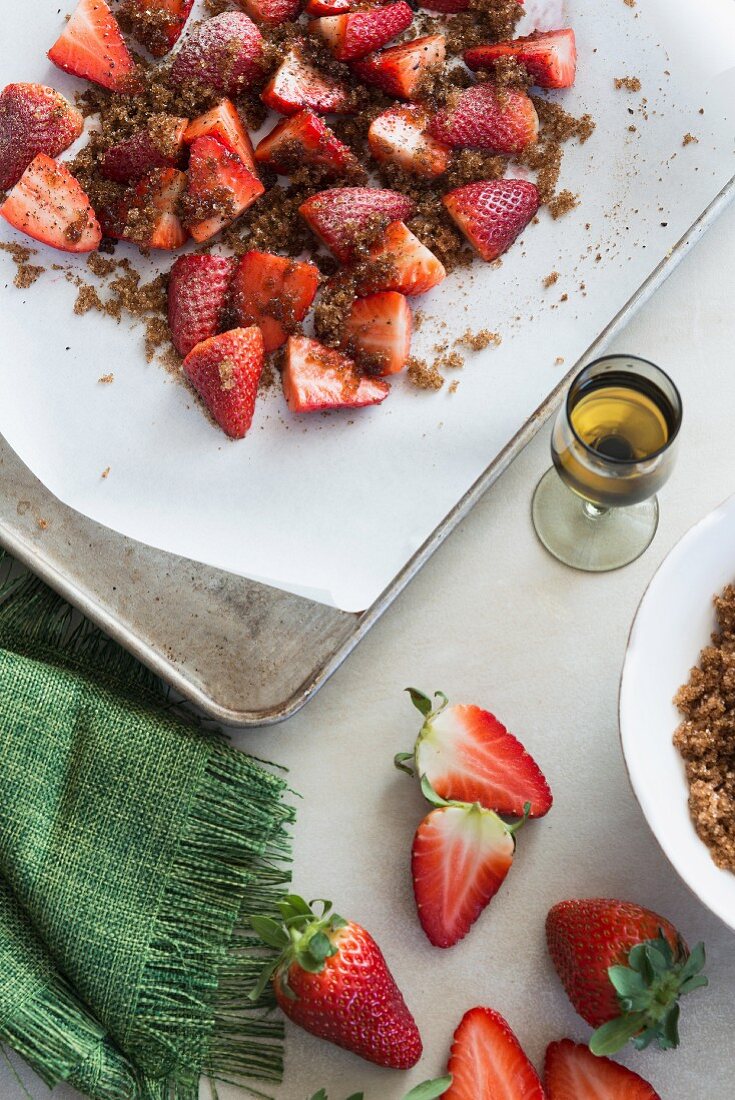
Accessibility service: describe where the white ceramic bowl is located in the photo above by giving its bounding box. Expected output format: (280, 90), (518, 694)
(620, 494), (735, 931)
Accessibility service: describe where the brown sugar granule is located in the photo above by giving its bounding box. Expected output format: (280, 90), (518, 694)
(98, 373), (115, 384)
(74, 285), (104, 315)
(87, 253), (117, 278)
(555, 356), (565, 365)
(491, 56), (533, 92)
(0, 241), (35, 265)
(674, 584), (735, 872)
(436, 350), (464, 370)
(37, 518), (49, 531)
(455, 328), (501, 351)
(407, 356), (444, 390)
(615, 76), (642, 92)
(683, 133), (699, 146)
(560, 292), (568, 302)
(101, 466), (111, 479)
(543, 271), (559, 288)
(623, 0), (636, 7)
(547, 190), (579, 219)
(448, 380), (460, 394)
(14, 264), (44, 289)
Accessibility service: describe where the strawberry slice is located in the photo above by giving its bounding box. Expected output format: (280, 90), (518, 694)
(442, 178), (539, 262)
(342, 291), (412, 375)
(230, 251), (320, 352)
(262, 44), (352, 115)
(444, 1008), (546, 1100)
(101, 115), (188, 183)
(119, 0), (195, 57)
(429, 84), (539, 154)
(466, 29), (577, 90)
(185, 135), (264, 243)
(305, 0), (352, 13)
(282, 335), (390, 413)
(183, 327), (265, 439)
(0, 154), (101, 253)
(168, 254), (237, 358)
(170, 13), (264, 96)
(255, 110), (359, 177)
(361, 221), (446, 296)
(184, 100), (257, 175)
(352, 34), (446, 100)
(545, 1040), (662, 1099)
(48, 0), (138, 93)
(238, 0), (301, 25)
(412, 790), (523, 947)
(399, 690), (553, 818)
(368, 106), (449, 178)
(126, 167), (188, 249)
(0, 84), (83, 192)
(310, 2), (414, 61)
(299, 186), (414, 262)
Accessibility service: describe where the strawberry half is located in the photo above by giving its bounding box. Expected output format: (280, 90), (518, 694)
(168, 254), (237, 358)
(119, 0), (195, 57)
(0, 154), (101, 253)
(249, 895), (421, 1068)
(442, 178), (540, 262)
(184, 100), (257, 175)
(396, 689), (553, 818)
(183, 326), (265, 439)
(412, 780), (526, 947)
(282, 335), (390, 413)
(444, 1007), (546, 1100)
(429, 84), (538, 154)
(299, 185), (414, 262)
(101, 116), (188, 184)
(238, 0), (302, 26)
(255, 110), (359, 177)
(545, 1040), (662, 1100)
(342, 291), (412, 375)
(0, 84), (84, 192)
(185, 135), (264, 243)
(47, 0), (138, 94)
(230, 251), (320, 352)
(546, 899), (708, 1055)
(310, 2), (414, 61)
(352, 34), (446, 100)
(262, 44), (352, 115)
(170, 13), (264, 96)
(305, 0), (352, 14)
(466, 29), (577, 90)
(368, 106), (449, 179)
(361, 221), (446, 296)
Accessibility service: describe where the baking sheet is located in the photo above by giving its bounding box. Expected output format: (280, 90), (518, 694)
(1, 0), (733, 613)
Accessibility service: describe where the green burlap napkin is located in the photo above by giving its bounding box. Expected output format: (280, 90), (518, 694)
(0, 552), (295, 1099)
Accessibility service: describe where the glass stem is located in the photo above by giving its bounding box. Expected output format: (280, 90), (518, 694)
(582, 500), (609, 520)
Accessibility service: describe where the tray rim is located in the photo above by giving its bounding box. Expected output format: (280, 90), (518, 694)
(2, 174), (734, 728)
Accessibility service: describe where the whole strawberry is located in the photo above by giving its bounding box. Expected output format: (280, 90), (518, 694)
(250, 895), (422, 1069)
(546, 898), (708, 1056)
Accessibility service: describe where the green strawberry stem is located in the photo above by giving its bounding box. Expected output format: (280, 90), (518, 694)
(395, 689), (450, 776)
(249, 896), (347, 1003)
(589, 934), (708, 1056)
(307, 1077), (452, 1100)
(419, 774), (531, 834)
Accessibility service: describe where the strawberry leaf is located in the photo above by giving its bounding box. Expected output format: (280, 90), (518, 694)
(589, 1013), (647, 1056)
(406, 687), (433, 716)
(403, 1076), (453, 1098)
(394, 751), (416, 777)
(249, 915), (290, 949)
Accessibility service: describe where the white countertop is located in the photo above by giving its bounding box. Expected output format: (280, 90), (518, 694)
(4, 200), (735, 1100)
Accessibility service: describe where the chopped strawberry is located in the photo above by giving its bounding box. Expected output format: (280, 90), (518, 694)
(0, 154), (101, 253)
(305, 0), (352, 13)
(183, 327), (265, 439)
(429, 84), (539, 154)
(168, 254), (237, 358)
(310, 2), (414, 62)
(282, 335), (390, 413)
(299, 186), (414, 262)
(361, 221), (446, 296)
(238, 0), (301, 25)
(342, 291), (412, 375)
(255, 110), (359, 177)
(119, 0), (195, 57)
(184, 100), (257, 175)
(119, 168), (188, 249)
(398, 689), (553, 818)
(230, 251), (320, 352)
(444, 1008), (546, 1100)
(101, 116), (188, 183)
(262, 44), (352, 115)
(368, 106), (449, 178)
(47, 0), (138, 94)
(185, 135), (264, 243)
(545, 1040), (662, 1099)
(443, 178), (539, 262)
(352, 34), (446, 100)
(170, 13), (264, 96)
(466, 29), (577, 90)
(0, 83), (84, 192)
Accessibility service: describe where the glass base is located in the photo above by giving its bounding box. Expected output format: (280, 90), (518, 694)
(531, 467), (659, 572)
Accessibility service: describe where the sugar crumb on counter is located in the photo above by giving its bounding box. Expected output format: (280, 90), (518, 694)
(407, 356), (444, 390)
(683, 133), (699, 146)
(614, 76), (641, 92)
(98, 373), (115, 384)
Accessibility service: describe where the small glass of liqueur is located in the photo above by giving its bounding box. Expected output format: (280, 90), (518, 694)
(531, 355), (683, 571)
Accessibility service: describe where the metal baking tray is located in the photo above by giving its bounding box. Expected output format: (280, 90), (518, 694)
(1, 176), (732, 727)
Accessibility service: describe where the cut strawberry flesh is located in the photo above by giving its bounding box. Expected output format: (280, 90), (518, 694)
(255, 110), (359, 176)
(368, 106), (449, 178)
(352, 34), (446, 100)
(0, 154), (101, 253)
(168, 254), (237, 358)
(310, 2), (414, 61)
(119, 0), (195, 57)
(238, 0), (302, 25)
(47, 0), (138, 93)
(262, 44), (353, 115)
(120, 167), (188, 250)
(445, 1008), (546, 1100)
(101, 116), (188, 183)
(299, 186), (414, 262)
(282, 335), (390, 413)
(170, 13), (264, 96)
(342, 291), (412, 375)
(230, 251), (320, 352)
(185, 135), (264, 243)
(184, 100), (258, 175)
(0, 83), (84, 192)
(305, 0), (353, 14)
(362, 221), (446, 297)
(545, 1040), (662, 1099)
(443, 178), (540, 262)
(465, 29), (577, 90)
(429, 83), (539, 154)
(183, 326), (265, 439)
